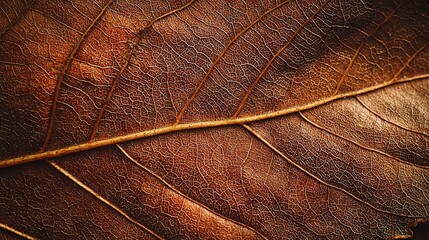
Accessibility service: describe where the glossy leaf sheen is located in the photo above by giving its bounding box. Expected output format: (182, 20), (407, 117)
(0, 0), (428, 239)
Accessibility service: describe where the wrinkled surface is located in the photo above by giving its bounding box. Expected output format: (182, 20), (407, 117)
(0, 0), (428, 239)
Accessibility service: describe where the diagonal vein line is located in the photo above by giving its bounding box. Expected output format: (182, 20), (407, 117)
(232, 0), (331, 118)
(299, 112), (429, 169)
(32, 9), (84, 34)
(0, 0), (36, 40)
(174, 0), (292, 124)
(0, 223), (37, 240)
(47, 160), (164, 240)
(355, 96), (429, 137)
(90, 0), (197, 139)
(332, 1), (406, 95)
(42, 0), (114, 150)
(2, 75), (428, 168)
(354, 41), (429, 137)
(241, 123), (423, 218)
(116, 144), (269, 240)
(392, 42), (429, 81)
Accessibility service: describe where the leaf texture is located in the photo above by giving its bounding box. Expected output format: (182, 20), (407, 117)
(0, 0), (428, 239)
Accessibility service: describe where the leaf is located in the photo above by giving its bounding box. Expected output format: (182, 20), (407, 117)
(0, 0), (428, 239)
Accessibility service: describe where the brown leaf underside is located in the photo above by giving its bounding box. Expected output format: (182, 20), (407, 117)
(0, 0), (428, 239)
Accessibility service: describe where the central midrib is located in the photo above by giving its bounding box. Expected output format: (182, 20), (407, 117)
(1, 75), (427, 168)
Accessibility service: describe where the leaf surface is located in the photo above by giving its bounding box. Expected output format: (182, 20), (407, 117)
(0, 0), (428, 239)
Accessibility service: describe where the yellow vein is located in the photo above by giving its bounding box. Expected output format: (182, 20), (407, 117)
(355, 41), (429, 137)
(332, 1), (406, 95)
(232, 0), (331, 118)
(0, 223), (37, 240)
(392, 42), (429, 81)
(356, 96), (429, 137)
(116, 144), (269, 240)
(42, 0), (114, 150)
(1, 75), (427, 168)
(299, 112), (429, 169)
(174, 0), (292, 124)
(241, 123), (423, 218)
(0, 0), (35, 39)
(47, 160), (164, 240)
(90, 0), (197, 140)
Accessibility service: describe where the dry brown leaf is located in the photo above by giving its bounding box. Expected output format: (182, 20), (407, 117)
(0, 0), (428, 239)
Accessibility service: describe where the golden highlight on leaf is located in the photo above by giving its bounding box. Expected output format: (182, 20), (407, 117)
(0, 0), (428, 239)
